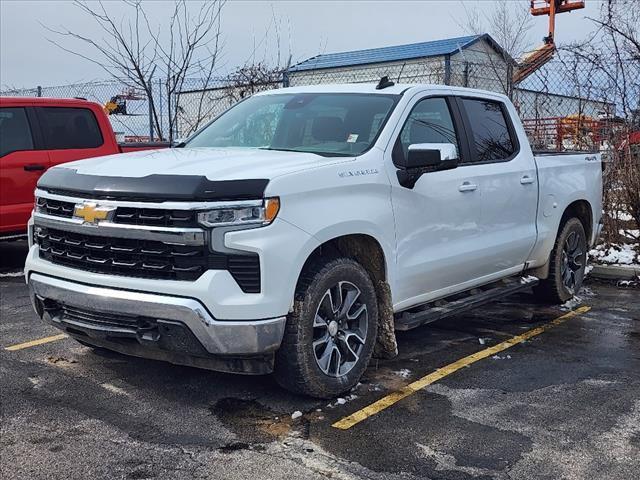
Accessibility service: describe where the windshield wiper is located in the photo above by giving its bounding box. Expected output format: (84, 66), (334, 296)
(259, 147), (303, 153)
(259, 147), (352, 158)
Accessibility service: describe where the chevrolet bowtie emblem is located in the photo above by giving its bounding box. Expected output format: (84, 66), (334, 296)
(73, 203), (115, 224)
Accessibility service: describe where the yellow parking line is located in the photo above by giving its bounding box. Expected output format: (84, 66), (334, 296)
(333, 305), (591, 430)
(4, 333), (68, 351)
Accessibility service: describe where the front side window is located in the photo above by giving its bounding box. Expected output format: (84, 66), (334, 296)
(0, 107), (34, 156)
(462, 98), (515, 162)
(394, 97), (460, 164)
(186, 93), (399, 157)
(38, 107), (103, 150)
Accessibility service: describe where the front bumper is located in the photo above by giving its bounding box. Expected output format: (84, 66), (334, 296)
(28, 273), (286, 373)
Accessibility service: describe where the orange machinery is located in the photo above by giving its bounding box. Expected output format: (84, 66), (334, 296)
(513, 1), (585, 83)
(521, 113), (629, 153)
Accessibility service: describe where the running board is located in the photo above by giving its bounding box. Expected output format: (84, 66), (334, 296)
(394, 276), (539, 331)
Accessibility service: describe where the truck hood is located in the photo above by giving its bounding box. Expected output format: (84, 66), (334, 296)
(38, 147), (344, 201)
(61, 147), (328, 180)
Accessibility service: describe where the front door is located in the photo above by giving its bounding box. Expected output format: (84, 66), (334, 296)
(388, 96), (486, 310)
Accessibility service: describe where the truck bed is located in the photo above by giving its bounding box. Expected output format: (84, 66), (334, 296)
(533, 150), (599, 156)
(528, 151), (603, 266)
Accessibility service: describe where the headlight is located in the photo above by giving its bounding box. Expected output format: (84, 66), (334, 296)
(197, 197), (280, 228)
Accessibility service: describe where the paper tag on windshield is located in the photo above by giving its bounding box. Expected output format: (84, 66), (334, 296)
(346, 133), (359, 143)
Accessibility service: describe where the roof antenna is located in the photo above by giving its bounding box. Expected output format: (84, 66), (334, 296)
(396, 63), (406, 83)
(376, 75), (395, 90)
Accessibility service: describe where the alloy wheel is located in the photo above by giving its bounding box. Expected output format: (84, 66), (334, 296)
(561, 230), (585, 292)
(312, 281), (368, 377)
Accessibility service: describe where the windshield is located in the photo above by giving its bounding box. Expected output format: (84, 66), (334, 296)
(186, 93), (399, 156)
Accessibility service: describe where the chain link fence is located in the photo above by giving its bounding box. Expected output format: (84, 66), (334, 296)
(4, 56), (636, 155)
(1, 80), (164, 142)
(2, 54), (638, 242)
(172, 56), (640, 244)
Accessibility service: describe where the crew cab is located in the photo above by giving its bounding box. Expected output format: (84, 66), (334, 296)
(24, 83), (602, 397)
(0, 97), (168, 239)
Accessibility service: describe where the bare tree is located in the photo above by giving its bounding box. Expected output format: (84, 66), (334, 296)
(175, 9), (293, 139)
(46, 0), (225, 142)
(456, 0), (534, 96)
(460, 0), (534, 60)
(561, 0), (640, 243)
(175, 63), (285, 139)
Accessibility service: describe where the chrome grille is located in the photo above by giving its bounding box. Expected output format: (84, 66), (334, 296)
(36, 197), (199, 228)
(36, 197), (75, 219)
(36, 227), (211, 281)
(113, 207), (199, 228)
(35, 226), (261, 291)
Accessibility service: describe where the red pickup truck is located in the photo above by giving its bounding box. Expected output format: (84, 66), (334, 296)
(0, 97), (168, 239)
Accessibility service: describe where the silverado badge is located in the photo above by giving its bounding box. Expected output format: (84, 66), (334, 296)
(73, 203), (115, 224)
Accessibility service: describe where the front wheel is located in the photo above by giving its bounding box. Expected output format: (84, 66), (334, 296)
(534, 217), (587, 304)
(274, 258), (378, 398)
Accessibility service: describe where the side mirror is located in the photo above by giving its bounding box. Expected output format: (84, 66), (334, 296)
(406, 143), (458, 169)
(396, 143), (459, 188)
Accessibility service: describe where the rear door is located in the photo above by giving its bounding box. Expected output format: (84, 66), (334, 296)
(35, 106), (111, 167)
(0, 106), (50, 235)
(456, 96), (538, 275)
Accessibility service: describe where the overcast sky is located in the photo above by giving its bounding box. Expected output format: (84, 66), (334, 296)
(1, 0), (603, 89)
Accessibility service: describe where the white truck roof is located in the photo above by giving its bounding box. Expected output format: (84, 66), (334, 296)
(255, 82), (511, 102)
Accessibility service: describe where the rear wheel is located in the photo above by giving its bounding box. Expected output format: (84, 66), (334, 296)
(534, 217), (587, 304)
(274, 258), (378, 398)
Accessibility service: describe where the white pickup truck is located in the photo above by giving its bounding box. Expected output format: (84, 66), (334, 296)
(25, 82), (602, 397)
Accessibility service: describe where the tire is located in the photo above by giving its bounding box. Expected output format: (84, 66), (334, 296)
(534, 217), (588, 304)
(274, 257), (378, 398)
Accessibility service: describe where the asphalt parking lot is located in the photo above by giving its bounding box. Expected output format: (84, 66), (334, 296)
(1, 240), (639, 480)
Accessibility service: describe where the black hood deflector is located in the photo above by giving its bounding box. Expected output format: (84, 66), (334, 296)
(38, 168), (269, 202)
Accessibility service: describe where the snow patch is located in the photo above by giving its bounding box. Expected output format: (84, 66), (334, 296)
(620, 229), (640, 240)
(0, 271), (23, 277)
(492, 354), (512, 360)
(560, 295), (583, 311)
(100, 383), (130, 397)
(291, 411), (303, 420)
(326, 394), (358, 408)
(589, 243), (639, 265)
(393, 368), (412, 378)
(614, 211), (633, 222)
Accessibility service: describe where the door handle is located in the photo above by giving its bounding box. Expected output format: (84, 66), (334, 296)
(520, 175), (535, 185)
(24, 164), (46, 172)
(458, 181), (478, 192)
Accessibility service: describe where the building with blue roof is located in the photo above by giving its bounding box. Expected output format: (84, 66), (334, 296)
(177, 34), (614, 145)
(284, 34), (613, 127)
(287, 34), (509, 73)
(286, 34), (512, 94)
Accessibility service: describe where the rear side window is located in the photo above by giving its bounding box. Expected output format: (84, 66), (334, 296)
(0, 107), (34, 156)
(461, 99), (515, 162)
(37, 107), (103, 150)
